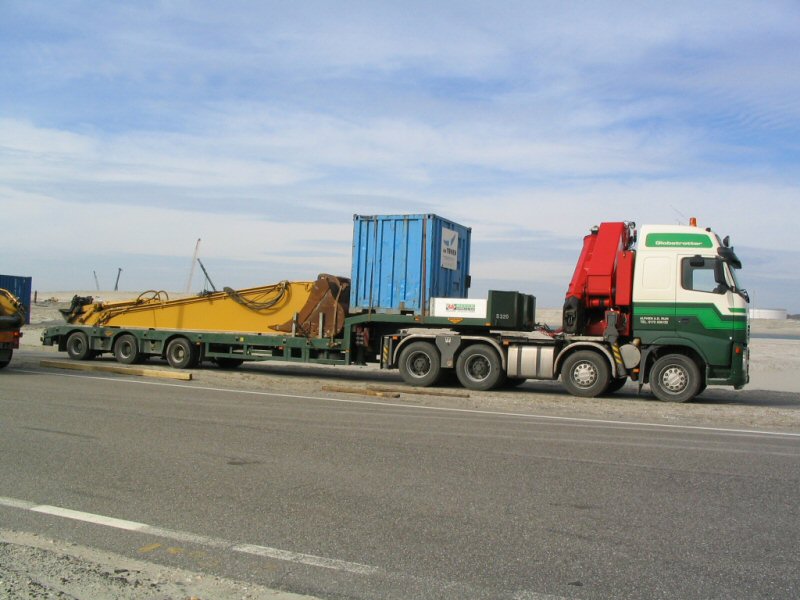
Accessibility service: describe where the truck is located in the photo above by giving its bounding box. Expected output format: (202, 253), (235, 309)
(0, 288), (25, 369)
(41, 214), (749, 403)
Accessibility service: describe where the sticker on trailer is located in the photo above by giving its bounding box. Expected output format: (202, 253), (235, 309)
(431, 298), (487, 319)
(441, 227), (459, 270)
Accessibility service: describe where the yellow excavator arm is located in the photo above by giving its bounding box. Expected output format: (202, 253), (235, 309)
(0, 288), (25, 327)
(60, 274), (350, 338)
(0, 288), (24, 368)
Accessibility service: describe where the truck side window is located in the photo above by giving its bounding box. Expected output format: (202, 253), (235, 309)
(681, 257), (723, 294)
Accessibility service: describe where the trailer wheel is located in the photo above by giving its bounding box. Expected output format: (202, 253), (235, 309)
(66, 331), (94, 361)
(114, 333), (142, 364)
(649, 354), (701, 403)
(166, 337), (199, 369)
(398, 341), (442, 387)
(560, 350), (609, 398)
(456, 344), (505, 391)
(0, 354), (10, 369)
(215, 357), (244, 369)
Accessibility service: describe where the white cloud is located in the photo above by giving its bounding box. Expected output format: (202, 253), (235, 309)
(455, 179), (800, 252)
(1, 189), (351, 268)
(2, 2), (799, 309)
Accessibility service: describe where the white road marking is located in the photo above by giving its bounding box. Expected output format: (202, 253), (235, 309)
(0, 496), (379, 575)
(31, 505), (148, 531)
(231, 543), (377, 575)
(18, 367), (800, 439)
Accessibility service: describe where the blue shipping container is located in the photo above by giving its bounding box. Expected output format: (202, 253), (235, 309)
(0, 274), (32, 325)
(351, 214), (471, 314)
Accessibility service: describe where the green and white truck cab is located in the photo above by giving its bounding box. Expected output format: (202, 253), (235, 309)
(633, 224), (749, 396)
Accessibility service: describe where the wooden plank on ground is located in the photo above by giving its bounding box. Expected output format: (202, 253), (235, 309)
(367, 385), (470, 398)
(40, 360), (192, 381)
(321, 385), (400, 398)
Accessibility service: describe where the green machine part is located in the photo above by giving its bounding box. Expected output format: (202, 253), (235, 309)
(487, 290), (536, 330)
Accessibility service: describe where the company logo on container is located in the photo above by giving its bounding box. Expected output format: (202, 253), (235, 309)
(442, 231), (458, 255)
(440, 227), (459, 270)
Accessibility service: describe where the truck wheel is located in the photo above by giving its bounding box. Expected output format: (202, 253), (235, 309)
(398, 341), (442, 387)
(166, 337), (199, 369)
(66, 331), (94, 361)
(561, 350), (610, 398)
(456, 344), (505, 391)
(215, 357), (244, 369)
(649, 354), (701, 402)
(0, 353), (10, 369)
(114, 333), (142, 365)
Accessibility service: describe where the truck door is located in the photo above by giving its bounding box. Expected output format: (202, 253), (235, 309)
(631, 254), (678, 341)
(674, 255), (733, 366)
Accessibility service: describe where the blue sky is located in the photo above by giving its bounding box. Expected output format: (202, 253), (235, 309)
(1, 1), (798, 310)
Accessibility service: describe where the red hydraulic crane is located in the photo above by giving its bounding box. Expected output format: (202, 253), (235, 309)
(562, 221), (636, 338)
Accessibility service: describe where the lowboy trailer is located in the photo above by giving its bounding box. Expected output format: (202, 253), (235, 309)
(42, 215), (749, 402)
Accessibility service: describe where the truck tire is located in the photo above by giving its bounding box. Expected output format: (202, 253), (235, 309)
(0, 352), (10, 369)
(649, 354), (701, 403)
(560, 350), (610, 398)
(398, 341), (442, 387)
(66, 331), (94, 361)
(166, 337), (199, 369)
(215, 357), (244, 369)
(456, 344), (505, 391)
(114, 333), (142, 364)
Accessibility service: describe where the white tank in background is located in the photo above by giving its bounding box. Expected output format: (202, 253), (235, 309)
(749, 308), (788, 320)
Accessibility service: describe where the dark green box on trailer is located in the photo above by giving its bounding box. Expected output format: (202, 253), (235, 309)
(487, 291), (535, 330)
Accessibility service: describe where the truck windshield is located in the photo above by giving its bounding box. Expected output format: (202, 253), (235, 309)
(723, 262), (749, 303)
(726, 263), (741, 290)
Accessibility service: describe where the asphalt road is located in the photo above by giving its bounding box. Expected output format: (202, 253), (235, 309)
(1, 358), (799, 599)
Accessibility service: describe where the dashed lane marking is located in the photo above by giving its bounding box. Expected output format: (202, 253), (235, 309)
(0, 495), (379, 576)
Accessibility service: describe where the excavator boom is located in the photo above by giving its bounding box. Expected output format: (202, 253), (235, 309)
(0, 288), (24, 368)
(61, 274), (350, 338)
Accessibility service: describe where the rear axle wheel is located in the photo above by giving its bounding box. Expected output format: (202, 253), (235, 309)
(66, 331), (94, 361)
(560, 350), (610, 398)
(398, 341), (442, 387)
(456, 344), (505, 391)
(166, 337), (199, 369)
(114, 333), (142, 364)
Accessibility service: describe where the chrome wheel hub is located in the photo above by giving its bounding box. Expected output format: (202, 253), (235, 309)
(573, 362), (597, 387)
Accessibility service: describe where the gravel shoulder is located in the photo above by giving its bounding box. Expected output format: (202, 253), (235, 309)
(0, 529), (317, 600)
